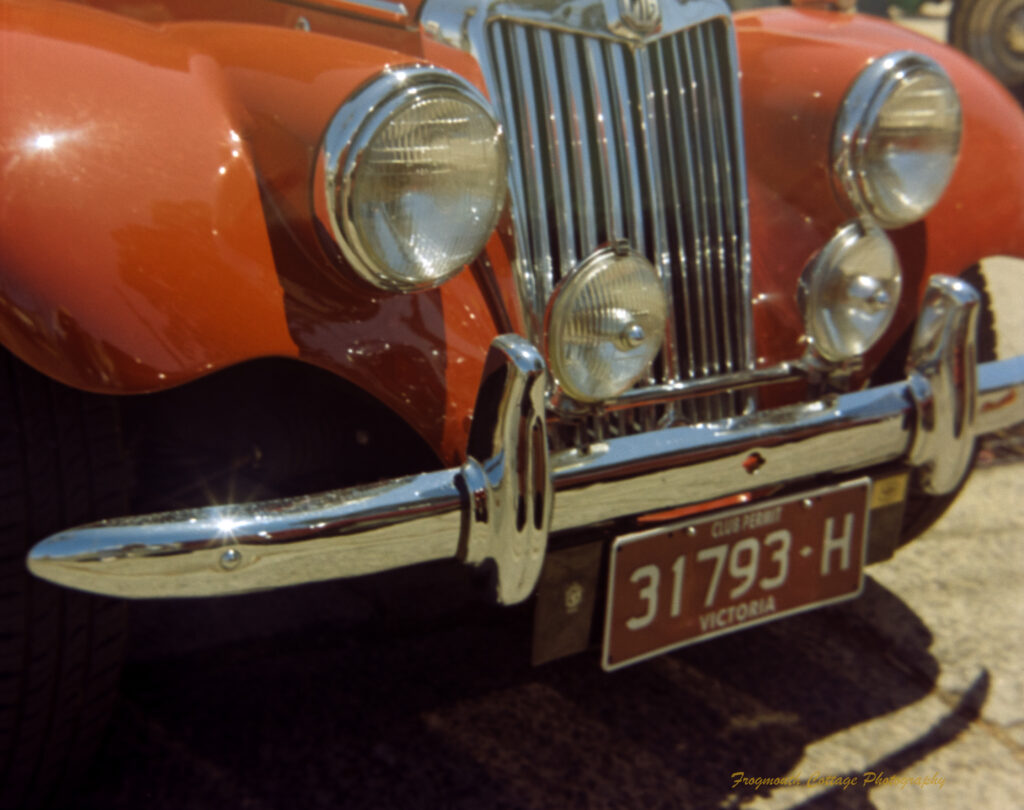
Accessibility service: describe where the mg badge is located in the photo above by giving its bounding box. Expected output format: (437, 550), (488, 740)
(606, 0), (661, 38)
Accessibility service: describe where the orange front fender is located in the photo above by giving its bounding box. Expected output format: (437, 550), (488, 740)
(735, 8), (1024, 372)
(0, 1), (513, 464)
(0, 1), (300, 391)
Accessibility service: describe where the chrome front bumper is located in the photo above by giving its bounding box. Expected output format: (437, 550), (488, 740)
(27, 277), (1024, 601)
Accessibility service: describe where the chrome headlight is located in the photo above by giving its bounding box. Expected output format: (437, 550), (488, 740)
(833, 52), (962, 229)
(800, 222), (902, 363)
(547, 247), (668, 403)
(316, 67), (508, 291)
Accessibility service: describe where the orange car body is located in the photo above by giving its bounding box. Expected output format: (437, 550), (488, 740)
(3, 0), (1023, 466)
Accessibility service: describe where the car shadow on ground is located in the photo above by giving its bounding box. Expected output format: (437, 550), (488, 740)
(65, 566), (981, 810)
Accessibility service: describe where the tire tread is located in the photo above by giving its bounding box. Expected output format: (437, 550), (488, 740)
(0, 352), (128, 810)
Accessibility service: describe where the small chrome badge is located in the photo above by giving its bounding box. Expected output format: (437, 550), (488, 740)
(614, 0), (661, 35)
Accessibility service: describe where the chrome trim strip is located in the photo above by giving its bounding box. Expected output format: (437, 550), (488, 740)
(468, 0), (733, 42)
(27, 281), (1024, 600)
(350, 0), (408, 15)
(558, 362), (804, 414)
(325, 0), (409, 17)
(977, 356), (1024, 434)
(286, 0), (410, 22)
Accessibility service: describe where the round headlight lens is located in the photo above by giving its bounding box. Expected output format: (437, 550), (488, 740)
(800, 222), (902, 363)
(547, 248), (668, 403)
(318, 68), (508, 291)
(833, 52), (961, 229)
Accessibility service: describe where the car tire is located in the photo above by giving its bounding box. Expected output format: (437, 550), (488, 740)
(0, 351), (128, 809)
(949, 0), (1024, 101)
(898, 265), (997, 544)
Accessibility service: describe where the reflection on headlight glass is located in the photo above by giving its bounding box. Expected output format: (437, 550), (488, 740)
(549, 251), (668, 403)
(352, 94), (507, 288)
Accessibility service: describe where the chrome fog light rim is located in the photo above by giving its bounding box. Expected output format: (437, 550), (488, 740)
(800, 221), (902, 363)
(547, 246), (668, 404)
(833, 51), (962, 229)
(314, 65), (507, 292)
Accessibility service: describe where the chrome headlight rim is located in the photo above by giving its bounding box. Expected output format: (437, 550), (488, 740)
(799, 221), (903, 364)
(832, 51), (962, 230)
(546, 245), (668, 405)
(314, 65), (507, 293)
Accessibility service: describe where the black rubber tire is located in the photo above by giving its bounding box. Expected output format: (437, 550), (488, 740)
(949, 0), (1024, 101)
(899, 265), (997, 543)
(0, 351), (128, 809)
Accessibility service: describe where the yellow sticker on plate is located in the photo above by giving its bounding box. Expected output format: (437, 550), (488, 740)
(871, 473), (909, 509)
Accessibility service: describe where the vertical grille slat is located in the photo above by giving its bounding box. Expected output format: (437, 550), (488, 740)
(695, 30), (734, 378)
(689, 29), (728, 421)
(560, 34), (601, 254)
(684, 33), (719, 387)
(583, 38), (625, 244)
(660, 34), (705, 421)
(498, 24), (556, 311)
(671, 33), (715, 399)
(650, 42), (695, 387)
(703, 25), (748, 409)
(608, 44), (650, 258)
(488, 17), (751, 443)
(534, 29), (578, 275)
(637, 48), (682, 393)
(647, 44), (688, 393)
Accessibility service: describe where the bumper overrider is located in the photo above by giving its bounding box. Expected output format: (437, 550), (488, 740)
(27, 276), (1024, 601)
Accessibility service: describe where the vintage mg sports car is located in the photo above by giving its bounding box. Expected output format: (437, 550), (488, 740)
(2, 0), (1024, 803)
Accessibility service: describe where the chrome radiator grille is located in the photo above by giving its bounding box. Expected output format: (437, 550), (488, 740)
(485, 17), (753, 435)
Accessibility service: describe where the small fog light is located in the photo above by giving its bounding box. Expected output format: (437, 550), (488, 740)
(799, 222), (902, 363)
(547, 247), (668, 403)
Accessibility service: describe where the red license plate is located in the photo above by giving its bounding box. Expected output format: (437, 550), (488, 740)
(603, 479), (870, 670)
